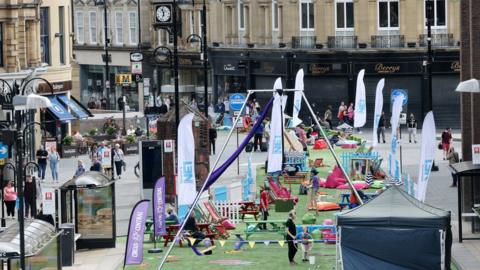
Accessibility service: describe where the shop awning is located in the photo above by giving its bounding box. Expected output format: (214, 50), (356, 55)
(47, 95), (76, 122)
(57, 94), (93, 119)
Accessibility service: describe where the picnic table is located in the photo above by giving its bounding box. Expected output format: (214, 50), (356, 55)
(162, 223), (218, 247)
(145, 219), (176, 241)
(244, 219), (286, 240)
(282, 172), (308, 191)
(239, 201), (259, 221)
(339, 192), (378, 209)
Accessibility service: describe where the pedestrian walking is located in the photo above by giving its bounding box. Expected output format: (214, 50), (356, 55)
(377, 111), (387, 143)
(36, 146), (48, 181)
(300, 226), (313, 262)
(48, 147), (60, 183)
(337, 101), (346, 124)
(3, 180), (16, 220)
(209, 123), (217, 155)
(324, 105), (333, 129)
(259, 186), (269, 230)
(442, 127), (453, 160)
(73, 160), (86, 178)
(113, 144), (125, 179)
(24, 175), (37, 219)
(285, 210), (298, 265)
(407, 113), (418, 143)
(447, 147), (460, 187)
(253, 122), (264, 152)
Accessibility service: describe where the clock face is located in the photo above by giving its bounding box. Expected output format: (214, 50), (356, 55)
(156, 5), (172, 23)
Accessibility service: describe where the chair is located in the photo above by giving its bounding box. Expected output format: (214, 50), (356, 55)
(268, 177), (299, 204)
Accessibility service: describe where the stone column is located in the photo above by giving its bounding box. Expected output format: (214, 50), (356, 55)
(5, 21), (18, 72)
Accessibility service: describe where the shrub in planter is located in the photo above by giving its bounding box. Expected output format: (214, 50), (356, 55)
(62, 135), (74, 146)
(106, 126), (117, 136)
(126, 134), (136, 144)
(89, 128), (98, 136)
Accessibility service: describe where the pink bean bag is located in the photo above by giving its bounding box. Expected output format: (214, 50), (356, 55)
(341, 144), (357, 149)
(336, 182), (369, 190)
(221, 219), (236, 230)
(325, 166), (348, 188)
(313, 139), (328, 150)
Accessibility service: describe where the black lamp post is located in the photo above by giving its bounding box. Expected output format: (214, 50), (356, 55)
(173, 0), (180, 127)
(95, 0), (111, 110)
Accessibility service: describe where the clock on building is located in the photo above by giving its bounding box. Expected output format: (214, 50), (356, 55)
(155, 4), (173, 23)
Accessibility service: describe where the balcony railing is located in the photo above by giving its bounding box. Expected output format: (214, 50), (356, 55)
(291, 36), (316, 49)
(419, 33), (455, 47)
(371, 35), (405, 48)
(327, 36), (358, 49)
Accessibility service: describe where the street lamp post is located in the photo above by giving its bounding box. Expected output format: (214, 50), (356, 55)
(201, 0), (208, 117)
(173, 0), (180, 127)
(95, 0), (111, 110)
(426, 0), (434, 112)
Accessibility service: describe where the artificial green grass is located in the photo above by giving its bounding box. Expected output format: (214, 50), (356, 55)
(123, 147), (458, 270)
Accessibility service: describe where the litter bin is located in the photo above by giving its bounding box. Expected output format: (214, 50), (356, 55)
(60, 223), (75, 266)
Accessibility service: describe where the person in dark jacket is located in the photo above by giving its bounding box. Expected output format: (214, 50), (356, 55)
(90, 156), (102, 172)
(377, 111), (387, 143)
(24, 175), (36, 219)
(184, 212), (205, 246)
(253, 123), (264, 152)
(286, 210), (298, 265)
(209, 124), (217, 155)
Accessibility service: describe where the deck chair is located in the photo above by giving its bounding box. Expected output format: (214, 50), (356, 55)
(202, 201), (236, 239)
(268, 177), (299, 204)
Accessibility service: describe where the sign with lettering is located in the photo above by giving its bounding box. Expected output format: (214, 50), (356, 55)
(355, 62), (422, 75)
(0, 81), (12, 109)
(432, 61), (461, 73)
(42, 188), (56, 215)
(229, 93), (246, 111)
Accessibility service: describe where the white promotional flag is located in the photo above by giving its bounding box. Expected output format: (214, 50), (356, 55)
(416, 112), (437, 202)
(389, 95), (404, 177)
(291, 69), (304, 127)
(354, 69), (367, 128)
(372, 79), (385, 146)
(177, 113), (196, 218)
(268, 78), (284, 173)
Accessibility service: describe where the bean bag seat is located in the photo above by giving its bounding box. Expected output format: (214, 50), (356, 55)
(314, 201), (341, 211)
(323, 232), (336, 243)
(221, 219), (236, 230)
(325, 166), (347, 188)
(302, 212), (317, 225)
(319, 179), (326, 187)
(341, 144), (357, 149)
(313, 139), (328, 150)
(370, 180), (384, 189)
(311, 229), (322, 239)
(337, 182), (369, 190)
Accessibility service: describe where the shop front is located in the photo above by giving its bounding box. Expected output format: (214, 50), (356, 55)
(210, 49), (460, 128)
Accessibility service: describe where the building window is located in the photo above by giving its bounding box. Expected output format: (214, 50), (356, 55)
(336, 0), (354, 30)
(75, 11), (85, 44)
(378, 0), (399, 29)
(198, 10), (202, 35)
(115, 11), (123, 45)
(272, 0), (279, 30)
(89, 12), (97, 44)
(425, 0), (446, 28)
(128, 12), (138, 45)
(40, 7), (50, 65)
(238, 1), (245, 30)
(59, 7), (65, 65)
(300, 0), (314, 30)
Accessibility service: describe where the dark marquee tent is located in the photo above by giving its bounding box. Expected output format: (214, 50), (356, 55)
(337, 186), (452, 270)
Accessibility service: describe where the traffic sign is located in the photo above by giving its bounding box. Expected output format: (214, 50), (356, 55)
(130, 52), (144, 62)
(131, 62), (142, 74)
(0, 143), (8, 159)
(229, 93), (246, 111)
(391, 89), (408, 106)
(134, 74), (144, 83)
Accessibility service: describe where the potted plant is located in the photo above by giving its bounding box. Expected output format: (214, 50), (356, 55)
(123, 134), (138, 155)
(89, 128), (98, 136)
(60, 135), (77, 158)
(106, 126), (117, 136)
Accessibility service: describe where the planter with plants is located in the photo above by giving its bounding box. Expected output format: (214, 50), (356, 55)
(122, 134), (138, 155)
(60, 135), (78, 158)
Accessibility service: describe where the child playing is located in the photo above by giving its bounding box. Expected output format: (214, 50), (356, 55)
(300, 226), (313, 262)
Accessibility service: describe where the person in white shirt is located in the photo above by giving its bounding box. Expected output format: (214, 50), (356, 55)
(113, 144), (125, 179)
(127, 125), (135, 136)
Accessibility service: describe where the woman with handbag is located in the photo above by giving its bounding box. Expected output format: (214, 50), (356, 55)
(113, 143), (125, 179)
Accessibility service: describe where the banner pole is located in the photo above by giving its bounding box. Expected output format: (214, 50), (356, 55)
(157, 90), (254, 269)
(301, 92), (364, 205)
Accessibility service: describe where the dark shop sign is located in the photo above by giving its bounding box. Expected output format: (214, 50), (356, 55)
(355, 62), (423, 75)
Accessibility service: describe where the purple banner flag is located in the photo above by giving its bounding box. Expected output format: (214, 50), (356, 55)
(124, 200), (150, 266)
(153, 177), (166, 236)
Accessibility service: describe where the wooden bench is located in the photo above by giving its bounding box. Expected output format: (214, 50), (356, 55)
(244, 220), (286, 240)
